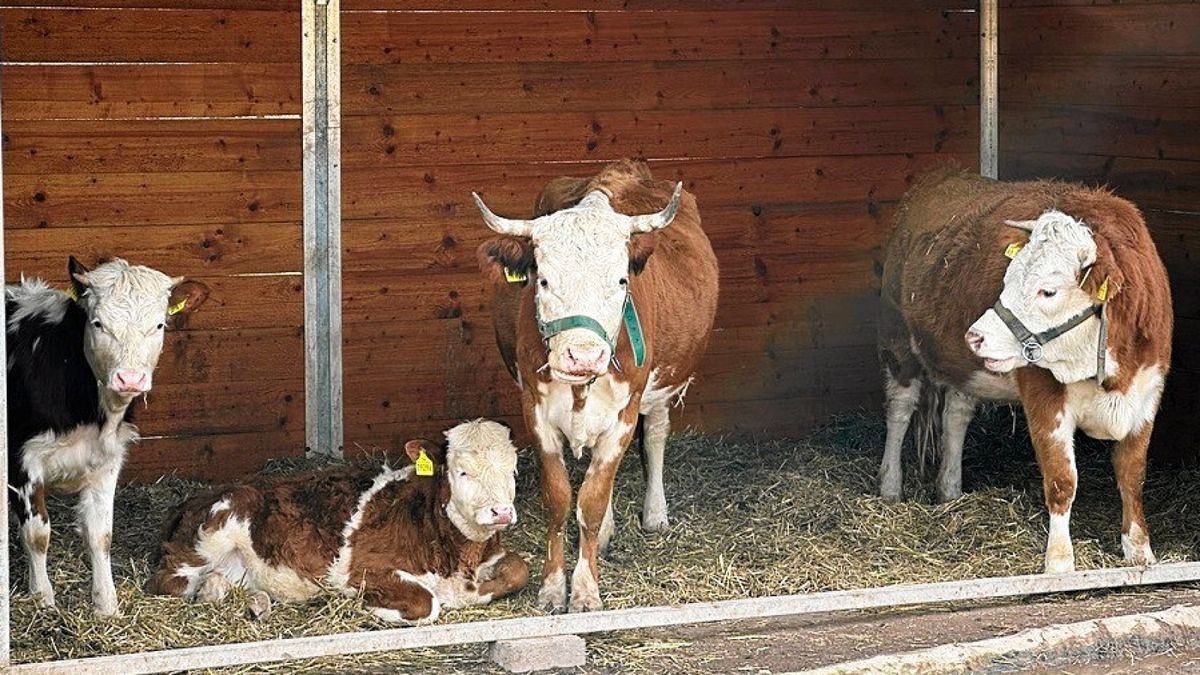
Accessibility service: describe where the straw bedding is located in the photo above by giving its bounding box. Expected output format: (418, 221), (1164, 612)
(9, 408), (1200, 672)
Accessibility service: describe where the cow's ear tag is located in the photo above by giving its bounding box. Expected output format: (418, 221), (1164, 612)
(1004, 242), (1024, 259)
(1096, 276), (1111, 302)
(64, 285), (78, 300)
(503, 267), (528, 284)
(168, 298), (188, 316)
(415, 449), (435, 476)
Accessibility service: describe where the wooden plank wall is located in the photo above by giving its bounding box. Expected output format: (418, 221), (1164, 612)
(0, 0), (305, 480)
(340, 0), (981, 453)
(998, 1), (1200, 459)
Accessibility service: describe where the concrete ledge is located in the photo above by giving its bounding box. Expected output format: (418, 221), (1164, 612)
(488, 634), (587, 673)
(796, 604), (1200, 674)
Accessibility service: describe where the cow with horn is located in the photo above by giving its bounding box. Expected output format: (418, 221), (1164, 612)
(474, 160), (719, 612)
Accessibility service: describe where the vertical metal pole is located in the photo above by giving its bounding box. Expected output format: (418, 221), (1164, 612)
(980, 0), (999, 178)
(0, 50), (11, 671)
(303, 0), (343, 458)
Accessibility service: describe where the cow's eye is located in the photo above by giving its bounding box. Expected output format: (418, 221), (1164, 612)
(91, 319), (103, 330)
(619, 277), (628, 287)
(1038, 289), (1058, 299)
(457, 470), (468, 478)
(538, 277), (548, 289)
(156, 322), (165, 331)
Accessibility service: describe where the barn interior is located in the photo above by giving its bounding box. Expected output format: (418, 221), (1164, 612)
(2, 0), (1198, 670)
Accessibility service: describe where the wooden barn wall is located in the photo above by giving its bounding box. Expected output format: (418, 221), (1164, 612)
(339, 0), (981, 452)
(0, 0), (305, 480)
(997, 1), (1200, 459)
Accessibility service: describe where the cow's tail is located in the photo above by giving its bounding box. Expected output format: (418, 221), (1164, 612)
(913, 382), (944, 478)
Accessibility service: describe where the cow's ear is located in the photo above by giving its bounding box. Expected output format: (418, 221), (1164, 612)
(404, 439), (444, 465)
(628, 233), (659, 275)
(1081, 239), (1125, 303)
(167, 279), (210, 327)
(68, 256), (91, 297)
(478, 236), (535, 285)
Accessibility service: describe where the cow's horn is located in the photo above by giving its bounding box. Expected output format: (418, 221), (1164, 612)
(1003, 219), (1037, 232)
(472, 192), (534, 237)
(629, 182), (684, 233)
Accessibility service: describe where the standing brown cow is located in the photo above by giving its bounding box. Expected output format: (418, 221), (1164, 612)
(475, 160), (718, 612)
(878, 167), (1172, 573)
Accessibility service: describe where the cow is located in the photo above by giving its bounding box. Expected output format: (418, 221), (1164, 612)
(877, 167), (1172, 573)
(473, 159), (719, 612)
(7, 257), (207, 616)
(148, 419), (529, 624)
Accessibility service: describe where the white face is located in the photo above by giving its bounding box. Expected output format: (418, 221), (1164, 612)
(966, 211), (1101, 380)
(75, 259), (180, 396)
(530, 193), (634, 383)
(474, 182), (682, 384)
(444, 420), (520, 532)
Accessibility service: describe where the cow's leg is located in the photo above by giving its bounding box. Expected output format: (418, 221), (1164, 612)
(531, 415), (572, 613)
(17, 482), (55, 608)
(363, 570), (440, 625)
(597, 499), (615, 557)
(477, 551), (531, 602)
(1021, 372), (1076, 574)
(77, 463), (121, 616)
(571, 417), (636, 613)
(936, 388), (977, 502)
(1113, 422), (1156, 566)
(880, 374), (921, 501)
(640, 403), (671, 532)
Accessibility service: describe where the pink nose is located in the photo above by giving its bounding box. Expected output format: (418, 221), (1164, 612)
(565, 346), (607, 370)
(965, 331), (984, 352)
(113, 370), (148, 393)
(490, 506), (514, 525)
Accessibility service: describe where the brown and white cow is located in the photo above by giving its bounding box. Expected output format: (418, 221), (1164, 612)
(148, 420), (529, 623)
(878, 167), (1172, 573)
(474, 160), (718, 612)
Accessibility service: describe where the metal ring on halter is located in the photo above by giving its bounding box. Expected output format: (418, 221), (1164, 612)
(1022, 340), (1044, 364)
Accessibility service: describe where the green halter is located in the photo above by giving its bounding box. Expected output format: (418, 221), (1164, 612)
(537, 293), (646, 370)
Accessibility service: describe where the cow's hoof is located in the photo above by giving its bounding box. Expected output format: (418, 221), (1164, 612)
(1124, 545), (1157, 568)
(93, 603), (122, 619)
(879, 490), (902, 503)
(1122, 526), (1156, 567)
(196, 573), (232, 604)
(1043, 556), (1075, 574)
(640, 512), (670, 533)
(569, 561), (602, 612)
(537, 579), (567, 614)
(246, 591), (272, 621)
(569, 591), (603, 613)
(32, 590), (56, 610)
(936, 487), (962, 503)
(92, 586), (120, 618)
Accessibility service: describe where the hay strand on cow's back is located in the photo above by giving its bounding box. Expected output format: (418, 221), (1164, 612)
(9, 408), (1200, 673)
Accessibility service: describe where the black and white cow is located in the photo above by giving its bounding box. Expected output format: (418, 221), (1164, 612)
(7, 257), (206, 615)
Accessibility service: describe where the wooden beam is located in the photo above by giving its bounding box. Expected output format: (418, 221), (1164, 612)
(14, 562), (1200, 674)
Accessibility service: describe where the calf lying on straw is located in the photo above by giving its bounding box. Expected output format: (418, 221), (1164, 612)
(148, 420), (529, 623)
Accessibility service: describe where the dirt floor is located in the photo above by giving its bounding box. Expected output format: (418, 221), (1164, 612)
(8, 408), (1200, 672)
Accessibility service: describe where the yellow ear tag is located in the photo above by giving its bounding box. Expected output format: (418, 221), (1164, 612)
(503, 267), (528, 284)
(1004, 242), (1024, 259)
(64, 285), (78, 300)
(167, 298), (187, 316)
(1096, 276), (1110, 302)
(415, 449), (435, 477)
